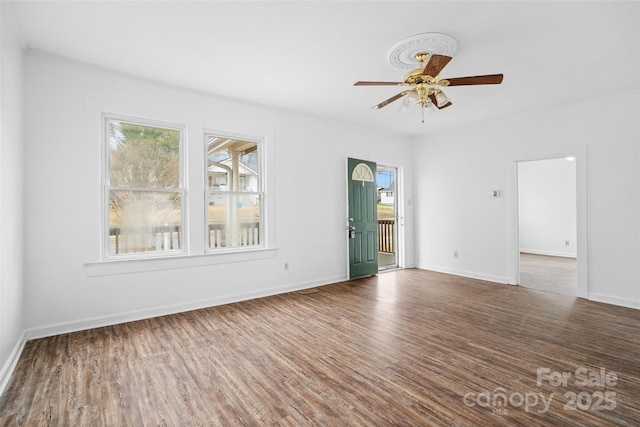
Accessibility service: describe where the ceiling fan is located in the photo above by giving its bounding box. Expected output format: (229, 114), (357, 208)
(354, 51), (503, 122)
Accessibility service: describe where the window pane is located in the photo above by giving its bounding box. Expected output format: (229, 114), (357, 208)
(109, 190), (182, 255)
(109, 121), (180, 188)
(207, 193), (261, 249)
(206, 136), (259, 192)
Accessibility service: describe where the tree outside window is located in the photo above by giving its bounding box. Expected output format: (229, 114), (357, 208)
(105, 117), (184, 257)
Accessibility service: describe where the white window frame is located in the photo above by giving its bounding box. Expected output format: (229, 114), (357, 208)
(203, 130), (266, 253)
(102, 113), (187, 260)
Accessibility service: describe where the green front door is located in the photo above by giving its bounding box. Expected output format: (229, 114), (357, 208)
(348, 158), (378, 279)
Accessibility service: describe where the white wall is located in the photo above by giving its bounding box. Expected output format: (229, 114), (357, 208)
(22, 51), (415, 336)
(0, 2), (26, 392)
(518, 158), (577, 257)
(413, 91), (640, 308)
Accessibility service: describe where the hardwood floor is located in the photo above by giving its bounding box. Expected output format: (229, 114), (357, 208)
(520, 253), (577, 296)
(2, 269), (640, 426)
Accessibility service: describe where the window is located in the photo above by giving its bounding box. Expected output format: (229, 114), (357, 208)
(100, 116), (267, 263)
(205, 133), (263, 251)
(104, 116), (185, 258)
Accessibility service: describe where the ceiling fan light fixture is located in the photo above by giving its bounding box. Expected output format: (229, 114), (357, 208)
(399, 91), (418, 113)
(406, 90), (419, 102)
(399, 98), (411, 113)
(434, 91), (451, 108)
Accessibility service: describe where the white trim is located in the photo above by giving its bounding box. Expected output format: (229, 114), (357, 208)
(396, 165), (406, 268)
(589, 293), (640, 310)
(416, 264), (509, 285)
(520, 249), (577, 258)
(84, 247), (277, 276)
(0, 331), (27, 397)
(25, 274), (347, 340)
(345, 158), (351, 277)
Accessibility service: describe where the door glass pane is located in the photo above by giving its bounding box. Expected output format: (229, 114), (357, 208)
(108, 190), (182, 255)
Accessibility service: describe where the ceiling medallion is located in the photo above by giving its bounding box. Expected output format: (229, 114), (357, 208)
(387, 32), (458, 70)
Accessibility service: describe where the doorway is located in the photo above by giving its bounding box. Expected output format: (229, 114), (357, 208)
(507, 146), (587, 298)
(517, 158), (577, 296)
(347, 158), (379, 279)
(376, 165), (399, 271)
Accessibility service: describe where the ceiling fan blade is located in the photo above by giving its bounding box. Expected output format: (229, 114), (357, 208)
(372, 91), (409, 109)
(423, 54), (452, 77)
(445, 74), (504, 86)
(354, 81), (404, 86)
(428, 94), (452, 110)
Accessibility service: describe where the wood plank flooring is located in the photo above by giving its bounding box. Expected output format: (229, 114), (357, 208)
(2, 268), (640, 426)
(520, 253), (577, 296)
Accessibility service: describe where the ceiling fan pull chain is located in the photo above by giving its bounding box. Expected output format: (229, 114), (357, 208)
(422, 104), (425, 123)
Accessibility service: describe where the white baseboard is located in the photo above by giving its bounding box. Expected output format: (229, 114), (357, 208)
(416, 264), (509, 285)
(588, 292), (640, 310)
(25, 274), (347, 340)
(520, 249), (577, 258)
(0, 330), (27, 397)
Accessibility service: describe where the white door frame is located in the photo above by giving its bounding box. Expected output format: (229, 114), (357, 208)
(395, 164), (406, 269)
(506, 146), (588, 298)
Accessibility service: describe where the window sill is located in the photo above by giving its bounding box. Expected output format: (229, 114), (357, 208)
(84, 248), (278, 277)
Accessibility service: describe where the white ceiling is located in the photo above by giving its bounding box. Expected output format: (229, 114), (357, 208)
(9, 1), (640, 136)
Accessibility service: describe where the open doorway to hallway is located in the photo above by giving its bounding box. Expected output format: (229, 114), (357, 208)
(517, 157), (577, 296)
(376, 165), (399, 271)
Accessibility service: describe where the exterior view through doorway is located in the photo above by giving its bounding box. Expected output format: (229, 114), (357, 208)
(376, 165), (399, 271)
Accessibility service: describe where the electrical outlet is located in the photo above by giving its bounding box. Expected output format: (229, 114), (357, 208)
(565, 241), (570, 246)
(284, 262), (289, 271)
(453, 251), (459, 258)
